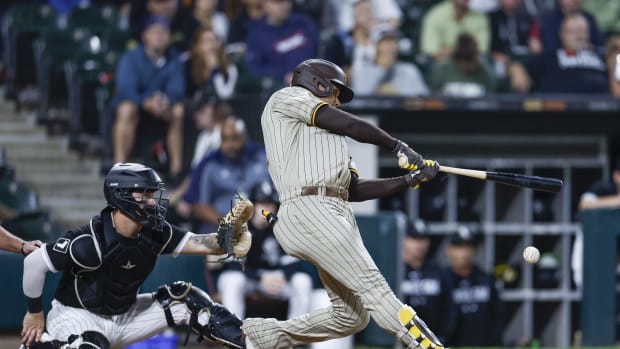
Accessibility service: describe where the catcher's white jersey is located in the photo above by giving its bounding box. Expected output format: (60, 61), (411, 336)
(261, 86), (351, 202)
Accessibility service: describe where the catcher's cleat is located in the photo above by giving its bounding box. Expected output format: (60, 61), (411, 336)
(399, 305), (445, 349)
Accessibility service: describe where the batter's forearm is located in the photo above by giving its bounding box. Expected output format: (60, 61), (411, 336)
(182, 233), (225, 255)
(314, 106), (398, 150)
(348, 176), (410, 202)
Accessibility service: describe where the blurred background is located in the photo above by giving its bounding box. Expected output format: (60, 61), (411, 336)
(0, 0), (619, 348)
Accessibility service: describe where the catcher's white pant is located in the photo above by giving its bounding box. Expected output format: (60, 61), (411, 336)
(242, 196), (419, 349)
(46, 294), (199, 349)
(217, 270), (313, 319)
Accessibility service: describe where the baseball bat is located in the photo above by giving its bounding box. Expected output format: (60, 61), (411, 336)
(398, 156), (563, 193)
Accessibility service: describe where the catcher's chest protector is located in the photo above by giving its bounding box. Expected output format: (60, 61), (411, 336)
(55, 211), (171, 315)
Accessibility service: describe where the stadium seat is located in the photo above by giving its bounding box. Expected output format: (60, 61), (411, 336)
(33, 27), (99, 123)
(65, 50), (121, 153)
(67, 4), (122, 35)
(1, 3), (58, 102)
(0, 178), (40, 219)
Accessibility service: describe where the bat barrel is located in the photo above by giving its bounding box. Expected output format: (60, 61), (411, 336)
(486, 171), (563, 193)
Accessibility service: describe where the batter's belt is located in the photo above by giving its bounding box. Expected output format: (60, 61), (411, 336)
(301, 185), (349, 201)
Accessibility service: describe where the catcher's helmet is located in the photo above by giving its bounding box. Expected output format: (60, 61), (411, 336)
(104, 163), (168, 229)
(291, 59), (354, 103)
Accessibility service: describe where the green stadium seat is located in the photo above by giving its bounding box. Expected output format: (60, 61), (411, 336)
(0, 178), (40, 219)
(1, 3), (59, 100)
(68, 4), (122, 34)
(33, 27), (100, 122)
(102, 28), (131, 52)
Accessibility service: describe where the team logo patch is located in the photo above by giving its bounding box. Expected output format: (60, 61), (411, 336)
(53, 238), (70, 254)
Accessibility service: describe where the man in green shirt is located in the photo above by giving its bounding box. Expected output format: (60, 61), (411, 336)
(420, 0), (490, 62)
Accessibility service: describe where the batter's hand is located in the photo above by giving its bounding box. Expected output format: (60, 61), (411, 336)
(21, 311), (44, 346)
(393, 140), (423, 171)
(405, 160), (440, 189)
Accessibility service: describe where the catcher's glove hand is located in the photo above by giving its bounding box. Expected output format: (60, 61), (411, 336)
(217, 198), (254, 259)
(405, 160), (440, 189)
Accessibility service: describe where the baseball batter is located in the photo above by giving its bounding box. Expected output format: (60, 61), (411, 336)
(20, 163), (251, 349)
(242, 59), (443, 349)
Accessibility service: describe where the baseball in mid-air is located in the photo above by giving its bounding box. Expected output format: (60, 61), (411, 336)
(523, 246), (540, 264)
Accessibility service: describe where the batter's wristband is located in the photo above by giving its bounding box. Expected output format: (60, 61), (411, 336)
(26, 296), (43, 313)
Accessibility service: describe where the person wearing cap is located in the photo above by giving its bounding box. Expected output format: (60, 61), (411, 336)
(112, 15), (186, 179)
(217, 180), (313, 321)
(352, 25), (429, 97)
(430, 32), (497, 97)
(400, 219), (444, 332)
(440, 226), (505, 347)
(184, 116), (271, 234)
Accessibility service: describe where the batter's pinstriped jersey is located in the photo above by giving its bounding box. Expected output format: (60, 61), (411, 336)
(261, 86), (351, 202)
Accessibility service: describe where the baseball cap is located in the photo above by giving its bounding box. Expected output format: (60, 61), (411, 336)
(448, 225), (478, 246)
(405, 218), (428, 238)
(250, 181), (279, 204)
(142, 15), (170, 32)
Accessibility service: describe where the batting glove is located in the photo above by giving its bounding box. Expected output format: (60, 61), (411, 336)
(405, 160), (440, 189)
(393, 140), (424, 171)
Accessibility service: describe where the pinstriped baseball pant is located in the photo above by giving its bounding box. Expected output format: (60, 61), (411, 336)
(46, 295), (195, 349)
(242, 196), (419, 349)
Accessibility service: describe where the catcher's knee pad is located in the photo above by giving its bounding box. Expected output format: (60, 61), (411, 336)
(398, 305), (444, 349)
(64, 331), (110, 349)
(154, 281), (245, 348)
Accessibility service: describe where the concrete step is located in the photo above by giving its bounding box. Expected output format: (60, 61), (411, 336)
(4, 145), (77, 161)
(49, 209), (98, 229)
(40, 197), (104, 212)
(12, 159), (101, 177)
(34, 185), (104, 199)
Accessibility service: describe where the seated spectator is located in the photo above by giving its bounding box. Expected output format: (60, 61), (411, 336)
(334, 0), (401, 32)
(184, 116), (271, 233)
(192, 0), (229, 41)
(324, 0), (375, 77)
(441, 226), (505, 347)
(508, 14), (609, 93)
(130, 0), (200, 52)
(540, 0), (604, 53)
(489, 0), (542, 77)
(186, 26), (238, 99)
(400, 218), (443, 331)
(352, 26), (429, 96)
(245, 0), (318, 86)
(226, 0), (264, 56)
(604, 34), (620, 96)
(421, 0), (491, 62)
(112, 16), (185, 178)
(218, 180), (313, 319)
(430, 33), (496, 97)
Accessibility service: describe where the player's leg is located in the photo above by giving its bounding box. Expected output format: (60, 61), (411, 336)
(115, 282), (244, 348)
(274, 197), (442, 349)
(45, 300), (110, 345)
(243, 266), (369, 349)
(218, 270), (248, 318)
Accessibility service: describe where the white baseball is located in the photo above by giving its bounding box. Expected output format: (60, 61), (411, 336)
(523, 246), (540, 264)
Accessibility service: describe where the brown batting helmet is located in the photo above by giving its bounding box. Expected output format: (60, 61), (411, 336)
(291, 59), (354, 103)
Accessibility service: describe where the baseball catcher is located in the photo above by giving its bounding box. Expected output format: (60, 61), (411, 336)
(20, 163), (252, 349)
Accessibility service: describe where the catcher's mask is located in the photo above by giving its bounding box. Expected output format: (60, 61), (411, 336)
(291, 59), (354, 103)
(104, 163), (168, 230)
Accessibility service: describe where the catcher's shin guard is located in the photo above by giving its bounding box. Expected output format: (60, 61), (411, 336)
(154, 281), (245, 348)
(398, 305), (444, 349)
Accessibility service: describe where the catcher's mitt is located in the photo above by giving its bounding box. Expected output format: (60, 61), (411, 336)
(217, 198), (254, 259)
